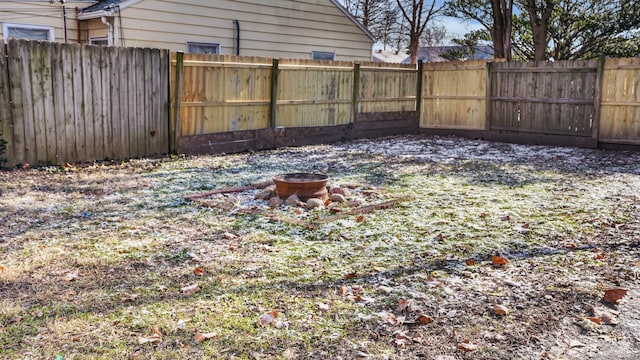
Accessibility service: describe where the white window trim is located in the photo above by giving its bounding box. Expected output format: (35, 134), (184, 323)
(90, 36), (109, 46)
(2, 22), (55, 43)
(311, 51), (335, 61)
(186, 41), (221, 55)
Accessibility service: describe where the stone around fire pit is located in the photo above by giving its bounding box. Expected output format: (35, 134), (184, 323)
(273, 173), (329, 201)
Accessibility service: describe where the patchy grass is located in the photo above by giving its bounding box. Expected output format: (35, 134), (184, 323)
(1, 135), (639, 359)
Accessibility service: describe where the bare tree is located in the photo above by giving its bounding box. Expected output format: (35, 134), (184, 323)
(395, 0), (443, 63)
(422, 25), (448, 46)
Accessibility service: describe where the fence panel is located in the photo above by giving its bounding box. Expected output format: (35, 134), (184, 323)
(489, 60), (598, 137)
(277, 59), (353, 127)
(421, 60), (488, 129)
(358, 62), (417, 113)
(600, 58), (640, 145)
(1, 39), (169, 166)
(176, 54), (272, 136)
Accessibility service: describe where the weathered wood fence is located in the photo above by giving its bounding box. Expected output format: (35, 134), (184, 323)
(171, 53), (419, 154)
(0, 39), (169, 167)
(1, 39), (639, 167)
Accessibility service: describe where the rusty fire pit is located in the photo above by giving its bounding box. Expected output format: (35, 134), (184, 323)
(273, 173), (329, 201)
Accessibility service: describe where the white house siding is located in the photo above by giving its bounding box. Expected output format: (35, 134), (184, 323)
(0, 1), (92, 43)
(110, 0), (373, 61)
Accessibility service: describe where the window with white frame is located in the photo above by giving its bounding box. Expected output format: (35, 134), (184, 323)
(186, 42), (220, 54)
(90, 36), (109, 46)
(2, 22), (54, 42)
(311, 51), (335, 60)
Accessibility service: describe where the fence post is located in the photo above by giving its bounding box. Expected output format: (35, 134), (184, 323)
(270, 58), (279, 128)
(592, 55), (605, 144)
(352, 63), (360, 124)
(0, 42), (12, 166)
(485, 61), (493, 131)
(416, 60), (423, 116)
(170, 51), (184, 154)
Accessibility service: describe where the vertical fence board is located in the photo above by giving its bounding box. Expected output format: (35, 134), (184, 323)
(81, 45), (95, 161)
(72, 43), (86, 161)
(51, 43), (67, 164)
(0, 42), (14, 164)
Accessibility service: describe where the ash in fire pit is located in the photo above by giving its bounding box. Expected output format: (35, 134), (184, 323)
(272, 173), (329, 201)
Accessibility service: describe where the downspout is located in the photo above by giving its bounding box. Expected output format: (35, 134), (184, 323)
(233, 20), (240, 55)
(62, 4), (68, 43)
(101, 16), (113, 46)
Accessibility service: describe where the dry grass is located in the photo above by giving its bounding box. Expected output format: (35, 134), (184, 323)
(1, 135), (639, 359)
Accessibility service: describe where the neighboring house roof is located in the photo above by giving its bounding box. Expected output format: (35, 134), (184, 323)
(79, 0), (376, 41)
(409, 45), (494, 63)
(372, 50), (409, 64)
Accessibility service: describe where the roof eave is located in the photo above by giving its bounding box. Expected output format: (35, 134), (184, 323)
(329, 0), (375, 42)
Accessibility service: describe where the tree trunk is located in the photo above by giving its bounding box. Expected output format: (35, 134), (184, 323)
(490, 0), (513, 60)
(524, 0), (555, 61)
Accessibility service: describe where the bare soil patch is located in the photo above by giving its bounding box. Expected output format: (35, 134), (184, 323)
(1, 135), (639, 359)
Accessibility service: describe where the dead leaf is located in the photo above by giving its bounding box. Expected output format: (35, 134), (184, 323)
(62, 269), (79, 282)
(121, 293), (138, 303)
(151, 326), (163, 338)
(258, 310), (278, 326)
(377, 311), (403, 325)
(223, 232), (238, 239)
(194, 331), (217, 343)
(397, 299), (417, 313)
(586, 317), (601, 325)
(356, 215), (366, 222)
(395, 332), (412, 347)
(500, 214), (510, 221)
(193, 266), (205, 276)
(372, 266), (386, 272)
(465, 259), (476, 266)
(416, 314), (433, 325)
(480, 212), (489, 218)
(492, 255), (509, 267)
(0, 265), (5, 274)
(338, 285), (350, 296)
(568, 339), (586, 348)
(181, 284), (201, 296)
(600, 313), (619, 325)
(138, 326), (163, 344)
(492, 304), (508, 316)
(377, 285), (394, 294)
(434, 233), (445, 242)
(138, 334), (162, 344)
(603, 288), (627, 304)
(343, 271), (357, 280)
(457, 340), (479, 352)
(353, 295), (374, 304)
(595, 253), (606, 260)
(171, 320), (187, 333)
(316, 302), (330, 311)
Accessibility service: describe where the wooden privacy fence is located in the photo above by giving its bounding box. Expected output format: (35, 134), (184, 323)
(2, 41), (640, 167)
(170, 53), (419, 153)
(0, 39), (169, 166)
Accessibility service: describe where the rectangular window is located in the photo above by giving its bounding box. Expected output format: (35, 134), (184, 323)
(311, 51), (335, 61)
(2, 23), (54, 42)
(187, 42), (220, 54)
(90, 37), (109, 46)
